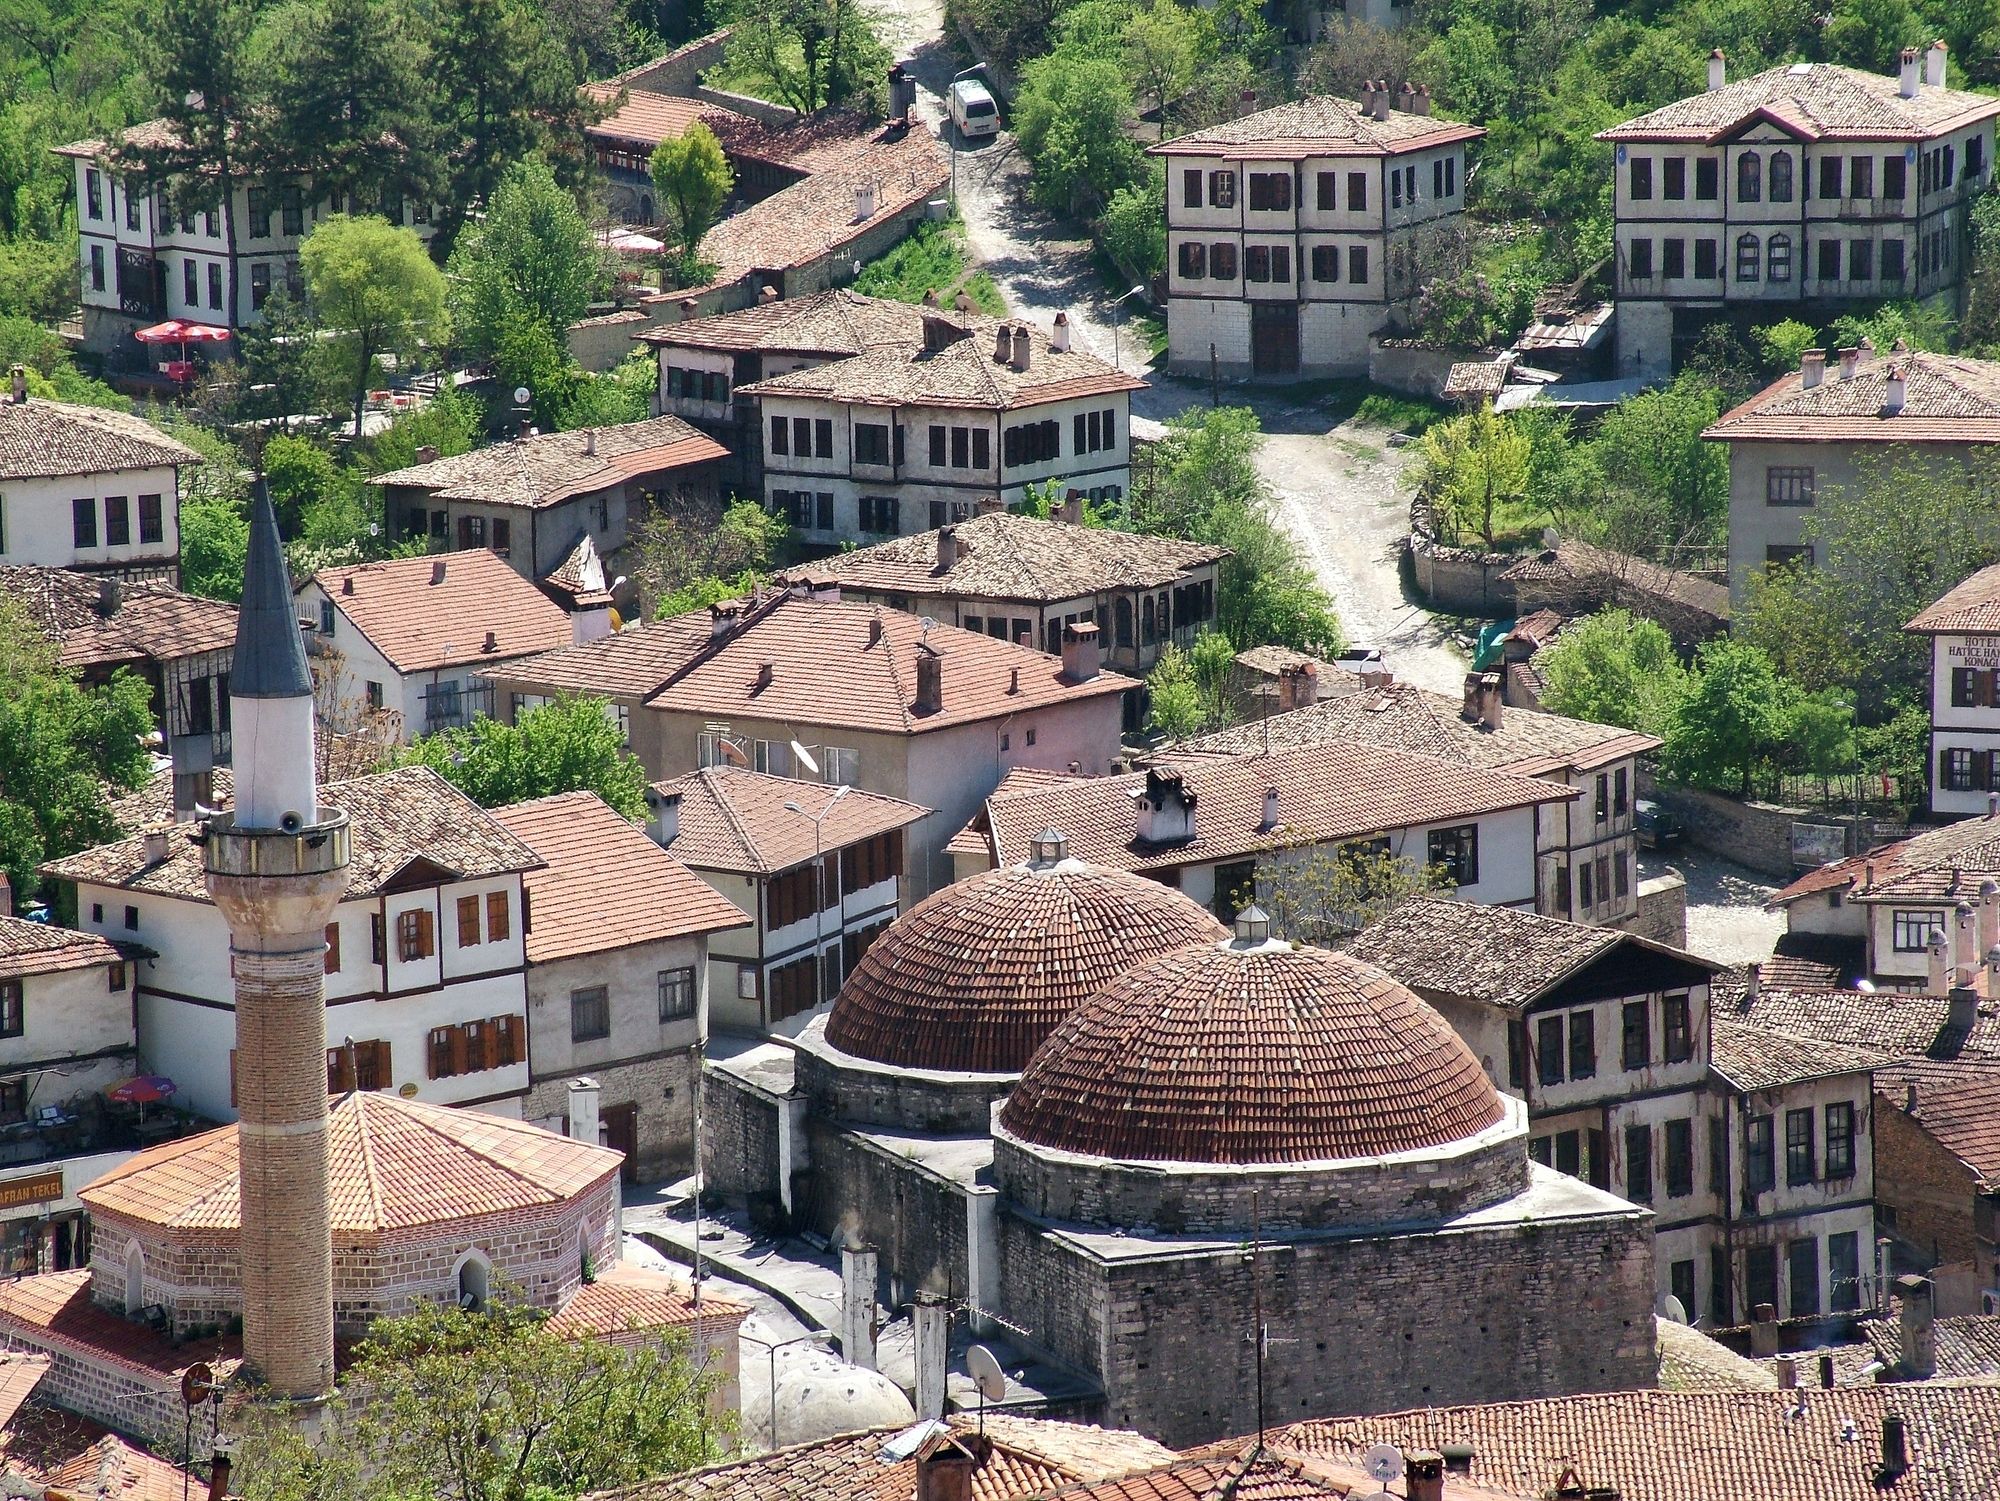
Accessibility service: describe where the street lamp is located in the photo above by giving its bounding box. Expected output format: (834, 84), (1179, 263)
(740, 1328), (835, 1449)
(1109, 284), (1146, 372)
(784, 785), (851, 1009)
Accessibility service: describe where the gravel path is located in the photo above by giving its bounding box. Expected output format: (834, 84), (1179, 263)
(1641, 848), (1786, 968)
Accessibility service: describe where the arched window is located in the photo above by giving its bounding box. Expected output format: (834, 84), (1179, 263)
(455, 1249), (491, 1312)
(1768, 152), (1793, 202)
(1767, 233), (1793, 283)
(639, 194), (655, 223)
(1114, 597), (1134, 648)
(124, 1241), (145, 1314)
(1738, 151), (1761, 203)
(1735, 233), (1761, 283)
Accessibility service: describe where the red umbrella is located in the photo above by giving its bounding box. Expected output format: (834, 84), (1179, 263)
(106, 1075), (178, 1105)
(134, 320), (231, 384)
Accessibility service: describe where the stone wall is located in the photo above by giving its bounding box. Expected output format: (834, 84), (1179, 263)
(1406, 497), (1520, 616)
(795, 1028), (1014, 1133)
(523, 1049), (699, 1183)
(1632, 774), (1808, 878)
(802, 1123), (971, 1306)
(701, 1064), (784, 1205)
(1876, 1098), (1987, 1271)
(989, 1120), (1527, 1235)
(997, 1199), (1658, 1449)
(1368, 337), (1490, 398)
(1626, 871), (1689, 948)
(0, 1332), (189, 1448)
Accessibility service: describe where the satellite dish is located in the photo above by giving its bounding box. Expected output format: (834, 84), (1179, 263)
(513, 386), (531, 406)
(1362, 1445), (1404, 1484)
(791, 741), (821, 776)
(966, 1344), (1006, 1404)
(1662, 1294), (1689, 1325)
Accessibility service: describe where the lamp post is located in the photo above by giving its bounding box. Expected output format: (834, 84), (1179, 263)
(1109, 284), (1146, 371)
(784, 785), (851, 1009)
(740, 1329), (835, 1449)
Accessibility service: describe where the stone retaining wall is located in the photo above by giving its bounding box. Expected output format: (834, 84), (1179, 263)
(1407, 495), (1519, 616)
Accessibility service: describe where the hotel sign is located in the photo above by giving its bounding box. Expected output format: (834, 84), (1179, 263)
(0, 1169), (63, 1213)
(1947, 641), (2000, 667)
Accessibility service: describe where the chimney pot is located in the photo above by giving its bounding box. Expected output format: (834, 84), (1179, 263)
(585, 427), (597, 456)
(1929, 932), (1951, 996)
(1370, 82), (1392, 121)
(1050, 311), (1072, 353)
(1881, 1413), (1910, 1478)
(1838, 346), (1861, 379)
(1061, 620), (1100, 683)
(1750, 1303), (1780, 1357)
(1820, 1352), (1837, 1388)
(854, 181), (877, 222)
(867, 615), (883, 647)
(430, 559), (446, 586)
(937, 524), (959, 571)
(1926, 39), (1947, 89)
(342, 575), (354, 596)
(758, 284), (779, 304)
(415, 443), (438, 464)
(1744, 960), (1760, 999)
(1800, 348), (1826, 388)
(1008, 665), (1020, 694)
(645, 787), (681, 846)
(1261, 786), (1279, 830)
(1010, 325), (1031, 371)
(1412, 83), (1433, 115)
(482, 629), (498, 653)
(1397, 81), (1416, 111)
(97, 576), (122, 616)
(1776, 1355), (1798, 1388)
(915, 651), (943, 713)
(7, 364), (24, 404)
(1899, 47), (1920, 98)
(1708, 48), (1727, 90)
(1404, 1452), (1445, 1501)
(1884, 365), (1907, 415)
(143, 829), (169, 865)
(679, 297), (699, 320)
(754, 659), (774, 691)
(994, 325), (1013, 363)
(206, 1452), (233, 1501)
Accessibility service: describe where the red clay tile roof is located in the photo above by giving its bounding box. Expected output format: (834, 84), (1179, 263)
(634, 288), (936, 356)
(1497, 540), (1731, 621)
(1, 1399), (202, 1501)
(583, 86), (749, 149)
(1721, 984), (2000, 1066)
(371, 417), (725, 509)
(0, 915), (123, 982)
(1879, 1062), (2000, 1184)
(1152, 94), (1483, 158)
(1863, 1314), (2000, 1381)
(1906, 561), (2000, 633)
(1769, 810), (2000, 907)
(0, 567), (236, 670)
(651, 768), (928, 876)
(780, 512), (1227, 604)
(1000, 934), (1506, 1165)
(80, 1090), (622, 1233)
(1708, 1018), (1888, 1092)
(0, 397), (199, 480)
(1346, 896), (1718, 1010)
(736, 319), (1144, 411)
(976, 743), (1572, 877)
(597, 1414), (1175, 1501)
(0, 1271), (241, 1382)
(0, 1353), (47, 1432)
(1600, 61), (2000, 142)
(825, 851), (1225, 1073)
(43, 764), (544, 900)
(490, 790), (748, 961)
(546, 1262), (748, 1341)
(309, 548), (575, 675)
(500, 591), (1134, 735)
(670, 118), (949, 293)
(1762, 931), (1867, 989)
(1709, 348), (2000, 448)
(1281, 1384), (2000, 1501)
(1180, 680), (1658, 778)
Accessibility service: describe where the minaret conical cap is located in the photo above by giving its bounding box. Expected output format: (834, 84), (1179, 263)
(230, 477), (313, 699)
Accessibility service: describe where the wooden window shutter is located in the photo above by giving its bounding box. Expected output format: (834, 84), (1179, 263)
(324, 922), (340, 975)
(327, 1047), (352, 1094)
(416, 908), (435, 958)
(486, 890), (510, 942)
(457, 895), (481, 947)
(496, 1014), (522, 1066)
(451, 1024), (470, 1077)
(371, 913), (385, 964)
(361, 1039), (390, 1091)
(428, 1026), (453, 1079)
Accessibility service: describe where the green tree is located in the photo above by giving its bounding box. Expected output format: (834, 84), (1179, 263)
(627, 496), (787, 619)
(1098, 169), (1166, 282)
(234, 288), (327, 430)
(0, 0), (90, 91)
(1753, 319), (1817, 375)
(402, 695), (650, 817)
(1659, 636), (1789, 795)
(262, 433), (336, 537)
(233, 1298), (722, 1501)
(1822, 0), (1922, 69)
(723, 0), (890, 115)
(1588, 372), (1729, 554)
(1258, 844), (1450, 945)
(1144, 632), (1236, 740)
(179, 497), (251, 601)
(265, 0), (429, 201)
(0, 597), (155, 903)
(1538, 608), (1686, 734)
(556, 349), (657, 430)
(1965, 190), (2000, 350)
(120, 0), (265, 328)
(1014, 53), (1142, 212)
(649, 121), (733, 261)
(450, 157), (599, 370)
(1418, 405), (1532, 551)
(1124, 0), (1205, 139)
(299, 214), (448, 438)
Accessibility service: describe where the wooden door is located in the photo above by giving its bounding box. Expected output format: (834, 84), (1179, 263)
(1251, 302), (1299, 376)
(602, 1102), (640, 1182)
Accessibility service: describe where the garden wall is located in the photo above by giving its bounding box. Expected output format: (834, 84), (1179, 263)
(1368, 337), (1488, 398)
(1633, 772), (1905, 879)
(1406, 496), (1519, 615)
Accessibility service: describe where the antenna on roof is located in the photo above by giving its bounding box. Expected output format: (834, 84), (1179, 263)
(1245, 1189), (1294, 1452)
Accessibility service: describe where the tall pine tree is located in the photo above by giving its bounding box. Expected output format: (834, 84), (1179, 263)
(266, 0), (432, 206)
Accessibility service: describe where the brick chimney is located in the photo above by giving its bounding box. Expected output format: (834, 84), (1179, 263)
(1708, 48), (1726, 90)
(1800, 348), (1825, 388)
(914, 648), (943, 713)
(1396, 81), (1416, 112)
(1749, 1303), (1779, 1357)
(1370, 80), (1392, 121)
(1926, 39), (1947, 88)
(1411, 84), (1432, 116)
(1880, 1413), (1910, 1481)
(754, 659), (774, 692)
(993, 325), (1013, 362)
(924, 312), (967, 353)
(1899, 47), (1920, 98)
(430, 558), (447, 586)
(1278, 661), (1319, 711)
(1061, 619), (1100, 682)
(1404, 1451), (1445, 1501)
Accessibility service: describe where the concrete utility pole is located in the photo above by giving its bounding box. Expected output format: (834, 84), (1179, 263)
(202, 480), (350, 1400)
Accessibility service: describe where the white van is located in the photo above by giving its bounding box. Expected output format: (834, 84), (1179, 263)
(949, 79), (1001, 139)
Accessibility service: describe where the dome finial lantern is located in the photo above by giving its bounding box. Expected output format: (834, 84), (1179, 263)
(1031, 827), (1069, 865)
(1234, 903), (1272, 946)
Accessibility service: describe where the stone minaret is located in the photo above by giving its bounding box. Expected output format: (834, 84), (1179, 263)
(202, 482), (349, 1399)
